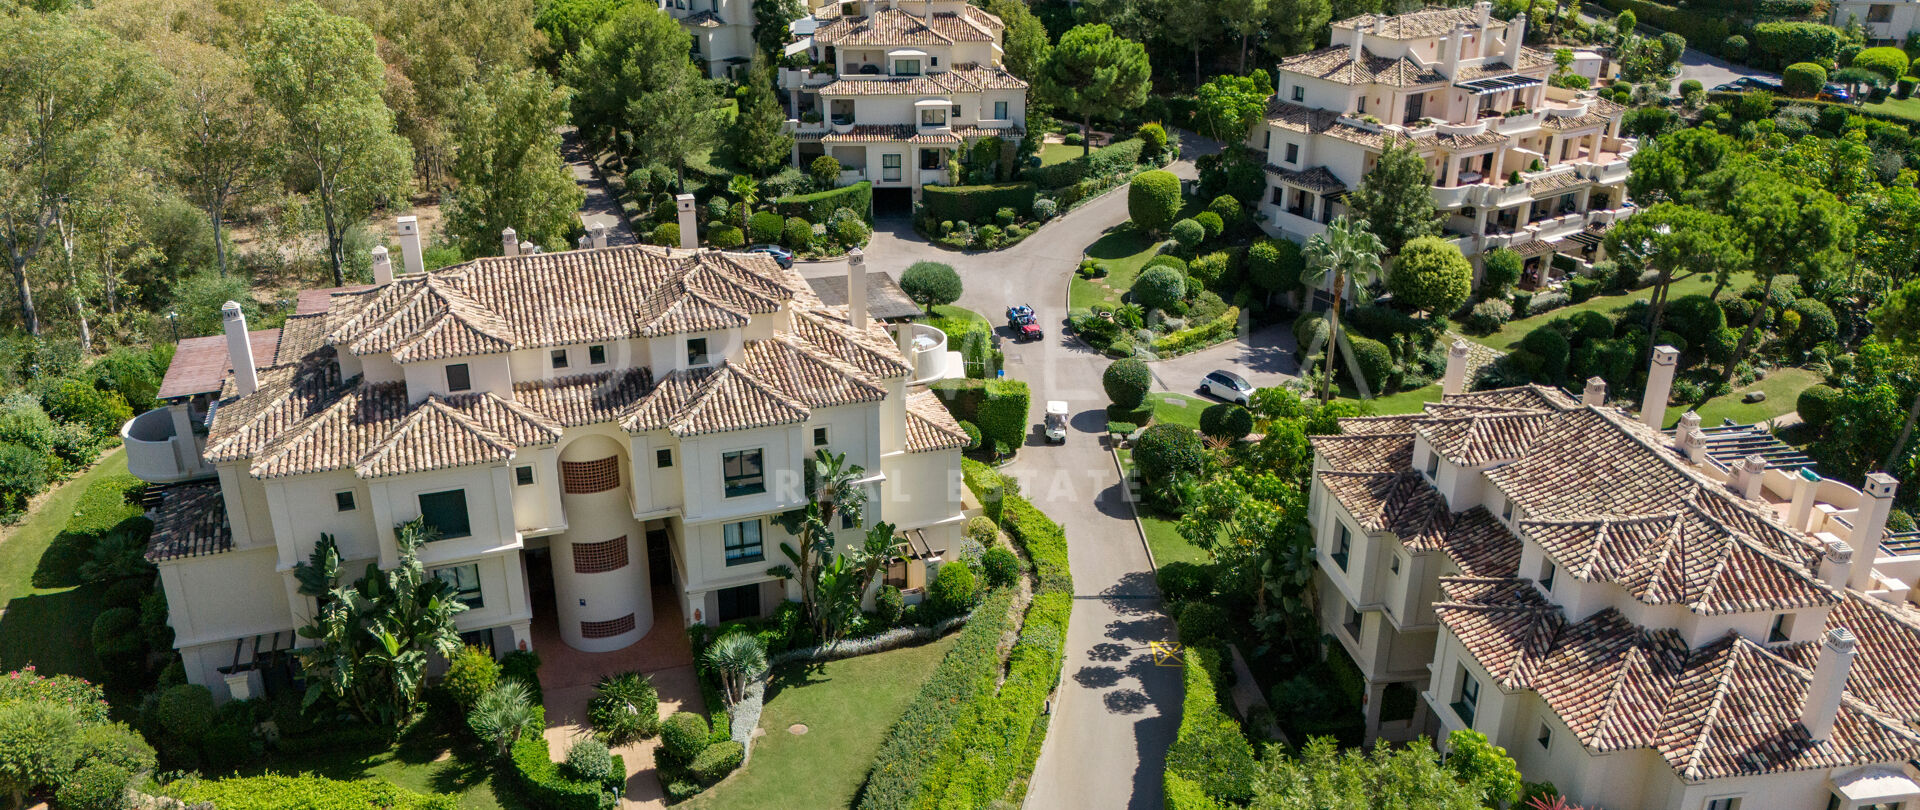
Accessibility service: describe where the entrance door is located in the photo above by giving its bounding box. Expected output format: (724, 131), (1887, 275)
(646, 528), (674, 587)
(1404, 93), (1424, 124)
(716, 583), (761, 622)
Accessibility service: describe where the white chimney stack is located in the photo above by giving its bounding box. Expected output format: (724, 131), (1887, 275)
(1505, 14), (1526, 67)
(1442, 339), (1471, 396)
(589, 222), (610, 250)
(502, 227), (519, 257)
(1800, 628), (1857, 741)
(370, 245), (393, 286)
(221, 301), (258, 397)
(1583, 376), (1606, 406)
(1738, 455), (1767, 501)
(1789, 468), (1822, 532)
(1349, 19), (1366, 65)
(1849, 473), (1899, 590)
(676, 194), (699, 251)
(519, 240), (536, 256)
(1444, 23), (1466, 76)
(577, 235), (592, 250)
(1641, 345), (1678, 430)
(847, 248), (868, 328)
(1475, 0), (1492, 37)
(1674, 411), (1705, 463)
(1818, 537), (1854, 590)
(395, 216), (424, 275)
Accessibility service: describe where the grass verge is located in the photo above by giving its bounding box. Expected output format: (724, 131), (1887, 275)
(0, 449), (128, 679)
(1663, 366), (1820, 428)
(1069, 225), (1162, 314)
(1453, 272), (1753, 352)
(1115, 448), (1210, 567)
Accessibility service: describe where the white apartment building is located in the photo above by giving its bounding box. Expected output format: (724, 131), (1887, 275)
(122, 218), (971, 702)
(1306, 345), (1920, 809)
(1251, 4), (1634, 284)
(1832, 0), (1920, 44)
(779, 0), (1027, 206)
(662, 0), (757, 78)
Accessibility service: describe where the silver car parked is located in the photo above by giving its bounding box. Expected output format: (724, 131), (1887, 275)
(1200, 370), (1253, 405)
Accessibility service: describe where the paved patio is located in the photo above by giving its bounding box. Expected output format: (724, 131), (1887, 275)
(536, 590), (704, 809)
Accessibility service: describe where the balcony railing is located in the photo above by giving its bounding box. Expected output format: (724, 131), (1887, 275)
(122, 407), (214, 484)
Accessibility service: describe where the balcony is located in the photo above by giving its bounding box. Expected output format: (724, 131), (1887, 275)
(122, 407), (214, 484)
(837, 167), (867, 186)
(903, 323), (953, 385)
(917, 167), (948, 186)
(1431, 183), (1480, 209)
(1494, 109), (1545, 135)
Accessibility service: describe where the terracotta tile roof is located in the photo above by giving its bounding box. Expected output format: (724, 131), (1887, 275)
(1442, 383), (1578, 410)
(1542, 97), (1626, 131)
(1416, 411), (1552, 466)
(908, 131), (962, 145)
(1529, 606), (1691, 752)
(1334, 6), (1497, 38)
(1264, 98), (1343, 133)
(951, 124), (1024, 140)
(512, 370), (656, 428)
(683, 9), (724, 26)
(664, 361), (810, 437)
(1826, 594), (1920, 724)
(326, 246), (803, 361)
(1280, 46), (1446, 87)
(821, 124), (916, 143)
(805, 272), (925, 321)
(203, 350), (348, 463)
(1528, 170), (1589, 195)
(739, 337), (887, 409)
(944, 62), (1026, 90)
(1264, 164), (1348, 193)
(790, 308), (914, 379)
(1421, 129), (1508, 149)
(812, 7), (997, 45)
(1437, 577), (1561, 688)
(158, 329), (283, 400)
(1419, 402), (1543, 418)
(1311, 432), (1414, 473)
(246, 384), (561, 479)
(905, 390), (969, 452)
(819, 75), (956, 95)
(296, 284), (373, 315)
(274, 314), (329, 367)
(146, 482), (232, 563)
(1436, 507), (1523, 577)
(1331, 413), (1425, 435)
(1321, 470), (1450, 549)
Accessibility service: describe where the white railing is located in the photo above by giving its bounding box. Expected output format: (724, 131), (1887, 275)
(122, 407), (212, 484)
(905, 323), (949, 384)
(1431, 183), (1478, 209)
(917, 168), (948, 186)
(837, 167), (867, 185)
(1495, 110), (1546, 134)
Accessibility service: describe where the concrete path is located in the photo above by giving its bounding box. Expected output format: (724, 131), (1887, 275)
(562, 128), (640, 247)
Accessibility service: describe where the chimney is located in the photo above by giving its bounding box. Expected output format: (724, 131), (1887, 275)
(1799, 628), (1857, 741)
(1475, 0), (1492, 38)
(395, 216), (424, 275)
(1848, 472), (1898, 590)
(589, 222), (610, 249)
(1789, 468), (1822, 532)
(1505, 13), (1526, 67)
(501, 227), (519, 257)
(1442, 339), (1471, 396)
(1444, 23), (1466, 77)
(1641, 345), (1678, 430)
(518, 240), (536, 256)
(676, 194), (699, 251)
(1818, 536), (1854, 591)
(1349, 18), (1366, 65)
(577, 235), (591, 250)
(1582, 376), (1606, 406)
(370, 245), (393, 286)
(1738, 454), (1766, 501)
(847, 248), (868, 327)
(222, 301), (258, 397)
(1674, 411), (1705, 463)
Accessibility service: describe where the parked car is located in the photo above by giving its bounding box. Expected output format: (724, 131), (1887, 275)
(1819, 83), (1853, 103)
(1711, 76), (1782, 94)
(1200, 369), (1254, 405)
(1007, 305), (1043, 341)
(1044, 401), (1069, 443)
(746, 244), (793, 269)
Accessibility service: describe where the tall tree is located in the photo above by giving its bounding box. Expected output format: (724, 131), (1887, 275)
(770, 450), (896, 643)
(752, 0), (803, 58)
(1194, 70), (1273, 144)
(1042, 24), (1151, 156)
(1720, 175), (1854, 386)
(0, 12), (166, 336)
(163, 39), (281, 277)
(442, 68), (585, 257)
(986, 0), (1052, 82)
(1346, 138), (1439, 254)
(730, 62), (795, 176)
(250, 1), (414, 286)
(1155, 0), (1220, 87)
(563, 4), (722, 184)
(1301, 216), (1385, 402)
(1603, 202), (1748, 366)
(1219, 0), (1270, 71)
(1870, 281), (1920, 473)
(1263, 0), (1333, 60)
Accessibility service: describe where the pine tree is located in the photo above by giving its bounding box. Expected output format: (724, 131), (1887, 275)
(1347, 139), (1439, 254)
(731, 62), (794, 176)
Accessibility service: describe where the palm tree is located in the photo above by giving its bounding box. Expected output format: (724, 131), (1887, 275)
(704, 634), (769, 706)
(1301, 216), (1386, 402)
(728, 175), (760, 229)
(468, 680), (538, 758)
(772, 450), (870, 632)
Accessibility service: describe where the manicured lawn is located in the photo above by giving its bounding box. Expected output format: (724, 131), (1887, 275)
(1114, 448), (1211, 567)
(1069, 225), (1163, 314)
(232, 725), (503, 810)
(1663, 366), (1821, 428)
(1151, 392), (1211, 430)
(1348, 383), (1444, 415)
(921, 303), (987, 327)
(1453, 272), (1753, 352)
(0, 449), (127, 679)
(685, 634), (960, 810)
(1862, 95), (1920, 122)
(1038, 143), (1084, 167)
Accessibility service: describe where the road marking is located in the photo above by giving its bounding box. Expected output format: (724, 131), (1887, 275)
(1149, 641), (1184, 667)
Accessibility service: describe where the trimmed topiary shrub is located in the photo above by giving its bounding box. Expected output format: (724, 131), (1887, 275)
(928, 561), (978, 617)
(660, 712), (710, 768)
(1783, 62), (1828, 97)
(1134, 424), (1205, 487)
(774, 180), (872, 224)
(1145, 254), (1189, 274)
(652, 223), (680, 247)
(155, 683), (216, 740)
(1345, 335), (1393, 392)
(1132, 265), (1187, 312)
(1171, 218), (1206, 252)
(921, 182), (1037, 225)
(1793, 298), (1837, 345)
(1137, 122), (1168, 161)
(1856, 46), (1909, 82)
(55, 761), (132, 810)
(1198, 403), (1252, 443)
(1798, 383), (1841, 431)
(1156, 561), (1215, 604)
(809, 155), (842, 187)
(1176, 602), (1230, 646)
(443, 645), (501, 711)
(708, 226), (745, 248)
(690, 740), (744, 784)
(1521, 327), (1571, 383)
(563, 738), (616, 783)
(1723, 34), (1748, 61)
(1193, 211), (1223, 240)
(981, 546), (1019, 588)
(1467, 298), (1513, 334)
(783, 216), (812, 250)
(1388, 236), (1472, 317)
(748, 211), (784, 244)
(1128, 170), (1182, 234)
(1103, 357), (1152, 410)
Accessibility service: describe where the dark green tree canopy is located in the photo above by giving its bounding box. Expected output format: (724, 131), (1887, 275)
(900, 261), (963, 308)
(1388, 236), (1472, 317)
(1041, 24), (1150, 156)
(1193, 70), (1272, 143)
(1103, 357), (1151, 409)
(1347, 139), (1438, 254)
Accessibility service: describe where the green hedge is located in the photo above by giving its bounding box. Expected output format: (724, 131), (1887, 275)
(1025, 138), (1146, 190)
(857, 588), (1017, 809)
(928, 378), (1030, 452)
(963, 459), (1072, 593)
(773, 181), (873, 224)
(508, 731), (626, 810)
(173, 774), (459, 810)
(1164, 646), (1256, 805)
(1593, 0), (1729, 55)
(922, 182), (1037, 224)
(1154, 307), (1240, 357)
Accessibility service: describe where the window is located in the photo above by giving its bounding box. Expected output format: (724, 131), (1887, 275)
(1868, 3), (1893, 21)
(1539, 561), (1556, 592)
(920, 148), (944, 170)
(813, 427), (829, 447)
(589, 344), (607, 365)
(1389, 554), (1401, 575)
(920, 108), (945, 126)
(1705, 799), (1741, 810)
(1453, 666), (1480, 727)
(724, 519), (764, 565)
(573, 537), (630, 573)
(894, 58), (921, 75)
(1341, 603), (1361, 639)
(515, 466), (535, 487)
(950, 104), (961, 116)
(1537, 722), (1552, 749)
(1291, 85), (1304, 101)
(581, 613), (636, 639)
(1285, 143), (1299, 164)
(993, 100), (1008, 119)
(1770, 613), (1795, 644)
(722, 449), (765, 497)
(716, 583), (761, 622)
(418, 490), (471, 538)
(445, 363), (471, 392)
(1424, 450), (1441, 479)
(335, 491), (356, 512)
(1262, 131), (1271, 149)
(882, 153), (902, 182)
(432, 563), (484, 608)
(686, 337), (710, 366)
(1271, 186), (1285, 205)
(551, 349), (569, 369)
(656, 448), (673, 468)
(930, 56), (939, 67)
(1331, 524), (1351, 570)
(1357, 96), (1367, 114)
(1501, 497), (1514, 521)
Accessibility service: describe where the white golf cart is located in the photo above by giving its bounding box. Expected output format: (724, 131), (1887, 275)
(1044, 400), (1069, 443)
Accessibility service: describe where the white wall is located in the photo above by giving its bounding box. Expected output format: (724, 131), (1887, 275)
(372, 464), (519, 569)
(159, 547), (294, 649)
(264, 469), (380, 569)
(680, 425), (810, 524)
(403, 354), (511, 402)
(551, 434), (652, 651)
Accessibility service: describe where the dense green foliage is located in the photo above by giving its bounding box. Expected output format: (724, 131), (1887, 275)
(1134, 424), (1206, 488)
(1783, 62), (1827, 96)
(1164, 646), (1255, 804)
(774, 181), (872, 223)
(900, 262), (964, 309)
(1133, 265), (1188, 311)
(921, 183), (1037, 224)
(929, 378), (1030, 453)
(171, 774), (458, 810)
(1127, 170), (1182, 234)
(1389, 237), (1473, 317)
(1103, 357), (1152, 410)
